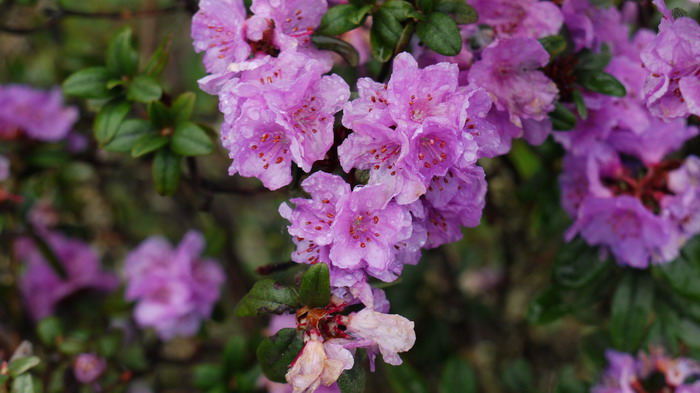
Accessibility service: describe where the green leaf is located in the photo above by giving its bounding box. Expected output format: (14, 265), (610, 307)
(416, 13), (462, 56)
(106, 27), (139, 76)
(677, 318), (700, 349)
(381, 0), (422, 21)
(127, 75), (163, 103)
(144, 35), (172, 76)
(672, 7), (689, 19)
(577, 71), (626, 97)
(171, 122), (214, 157)
(8, 357), (40, 378)
(527, 286), (569, 325)
(417, 0), (434, 13)
(538, 35), (567, 59)
(11, 374), (33, 393)
(152, 149), (181, 196)
(223, 336), (247, 375)
(395, 22), (416, 56)
(553, 237), (610, 289)
(131, 134), (169, 157)
(104, 119), (154, 153)
(235, 279), (300, 317)
(57, 337), (87, 355)
(549, 101), (577, 131)
(434, 0), (478, 24)
(384, 362), (429, 393)
(371, 8), (404, 62)
(171, 92), (196, 124)
(572, 89), (588, 120)
(37, 317), (63, 346)
(349, 4), (373, 25)
(94, 99), (131, 145)
(148, 100), (173, 129)
(337, 351), (366, 393)
(193, 363), (223, 390)
(318, 4), (362, 36)
(610, 271), (653, 352)
(440, 357), (477, 393)
(502, 359), (535, 393)
(311, 35), (360, 67)
(555, 368), (588, 393)
(575, 45), (611, 72)
(63, 67), (116, 99)
(299, 263), (331, 308)
(256, 328), (304, 383)
(658, 249), (700, 301)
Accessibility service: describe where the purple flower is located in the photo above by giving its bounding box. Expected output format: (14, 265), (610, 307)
(220, 52), (350, 190)
(15, 231), (118, 321)
(641, 3), (700, 120)
(73, 353), (107, 384)
(340, 53), (488, 203)
(468, 38), (558, 127)
(561, 0), (632, 54)
(566, 196), (678, 268)
(279, 172), (418, 285)
(191, 0), (251, 74)
(0, 85), (78, 142)
(421, 166), (487, 248)
(124, 231), (225, 340)
(593, 350), (700, 393)
(468, 0), (563, 40)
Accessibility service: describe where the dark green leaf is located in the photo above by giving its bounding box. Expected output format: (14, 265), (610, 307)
(349, 5), (373, 25)
(395, 22), (416, 55)
(106, 27), (139, 76)
(127, 75), (163, 103)
(148, 101), (173, 129)
(131, 134), (169, 157)
(152, 149), (181, 196)
(11, 374), (33, 393)
(676, 318), (700, 349)
(381, 0), (422, 21)
(371, 9), (403, 61)
(554, 237), (610, 289)
(104, 119), (154, 153)
(384, 362), (429, 393)
(30, 232), (67, 279)
(575, 45), (611, 72)
(235, 279), (300, 317)
(318, 4), (362, 36)
(63, 67), (116, 99)
(311, 35), (360, 67)
(37, 317), (63, 347)
(659, 257), (700, 301)
(299, 263), (331, 308)
(223, 336), (247, 375)
(434, 0), (478, 24)
(549, 101), (577, 131)
(193, 363), (223, 390)
(577, 71), (626, 97)
(256, 328), (304, 383)
(610, 271), (653, 352)
(94, 99), (131, 145)
(527, 286), (569, 325)
(8, 357), (40, 378)
(440, 357), (477, 393)
(337, 351), (366, 393)
(417, 0), (434, 13)
(572, 89), (588, 120)
(502, 359), (535, 393)
(538, 35), (567, 59)
(171, 122), (214, 156)
(144, 35), (172, 76)
(416, 13), (462, 56)
(672, 7), (689, 19)
(171, 92), (196, 124)
(57, 337), (87, 355)
(555, 368), (588, 393)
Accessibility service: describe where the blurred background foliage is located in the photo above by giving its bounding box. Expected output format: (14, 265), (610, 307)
(2, 0), (700, 392)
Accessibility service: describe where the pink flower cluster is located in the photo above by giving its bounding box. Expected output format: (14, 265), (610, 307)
(124, 231), (225, 340)
(0, 85), (78, 142)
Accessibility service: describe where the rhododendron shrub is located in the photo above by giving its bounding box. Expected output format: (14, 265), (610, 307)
(2, 0), (700, 392)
